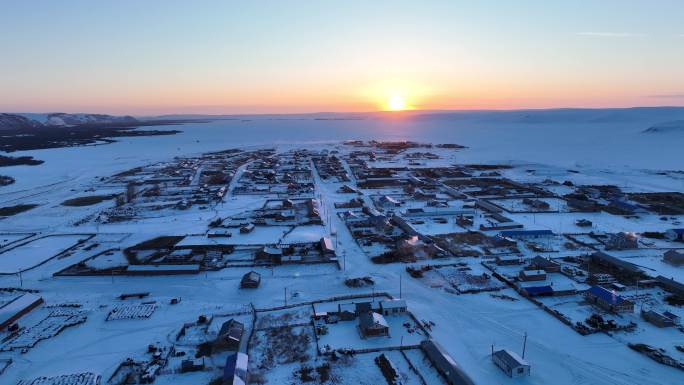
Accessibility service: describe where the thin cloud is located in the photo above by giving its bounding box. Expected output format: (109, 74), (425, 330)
(576, 32), (643, 38)
(649, 93), (684, 99)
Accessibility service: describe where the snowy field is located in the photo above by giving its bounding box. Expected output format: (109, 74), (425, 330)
(0, 234), (87, 274)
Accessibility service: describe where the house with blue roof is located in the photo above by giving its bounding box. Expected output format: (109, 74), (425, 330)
(583, 286), (634, 313)
(522, 285), (553, 297)
(500, 230), (554, 240)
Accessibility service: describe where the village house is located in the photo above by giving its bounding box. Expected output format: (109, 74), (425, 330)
(379, 299), (407, 316)
(522, 285), (554, 297)
(499, 229), (554, 240)
(641, 309), (679, 328)
(214, 319), (244, 351)
(518, 269), (547, 282)
(359, 311), (389, 337)
(496, 255), (524, 266)
(528, 255), (561, 273)
(654, 275), (684, 298)
(319, 237), (336, 258)
(364, 207), (389, 228)
(523, 283), (577, 297)
(492, 349), (531, 378)
(240, 271), (261, 288)
(522, 198), (550, 210)
(378, 195), (401, 209)
(663, 249), (684, 266)
(584, 286), (634, 313)
(604, 232), (638, 250)
(588, 252), (644, 282)
(413, 188), (438, 200)
(256, 246), (282, 264)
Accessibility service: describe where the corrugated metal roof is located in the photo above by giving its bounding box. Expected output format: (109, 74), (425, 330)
(493, 349), (529, 368)
(587, 286), (626, 305)
(500, 230), (554, 237)
(522, 285), (553, 296)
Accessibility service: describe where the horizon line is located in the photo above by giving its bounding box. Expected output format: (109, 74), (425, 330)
(8, 104), (684, 118)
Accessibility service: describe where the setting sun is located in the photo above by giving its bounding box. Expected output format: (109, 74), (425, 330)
(387, 94), (407, 111)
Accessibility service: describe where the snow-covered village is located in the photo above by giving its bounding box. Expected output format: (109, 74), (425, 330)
(2, 112), (684, 385)
(2, 2), (684, 385)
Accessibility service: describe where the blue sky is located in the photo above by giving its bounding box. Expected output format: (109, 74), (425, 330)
(1, 0), (683, 114)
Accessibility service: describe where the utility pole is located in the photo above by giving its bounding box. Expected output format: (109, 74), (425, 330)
(284, 287), (287, 306)
(343, 250), (346, 271)
(522, 332), (528, 359)
(399, 272), (403, 299)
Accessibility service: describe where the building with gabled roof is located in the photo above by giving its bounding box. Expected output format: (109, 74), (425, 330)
(584, 286), (634, 313)
(500, 229), (554, 240)
(528, 255), (560, 273)
(240, 271), (261, 288)
(359, 311), (389, 337)
(420, 339), (475, 385)
(215, 319), (244, 351)
(492, 349), (530, 377)
(379, 299), (407, 316)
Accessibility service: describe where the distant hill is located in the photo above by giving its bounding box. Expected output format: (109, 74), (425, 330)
(0, 113), (43, 130)
(643, 120), (684, 133)
(1, 112), (139, 129)
(42, 113), (138, 126)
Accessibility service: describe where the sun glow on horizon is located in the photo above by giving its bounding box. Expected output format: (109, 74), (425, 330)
(386, 94), (408, 111)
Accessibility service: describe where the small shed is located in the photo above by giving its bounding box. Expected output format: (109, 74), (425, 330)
(337, 303), (356, 321)
(181, 358), (205, 373)
(379, 299), (407, 316)
(240, 271), (261, 288)
(240, 223), (255, 234)
(492, 349), (530, 377)
(320, 237), (336, 257)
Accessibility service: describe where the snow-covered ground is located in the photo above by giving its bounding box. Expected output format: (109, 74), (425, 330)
(1, 110), (684, 385)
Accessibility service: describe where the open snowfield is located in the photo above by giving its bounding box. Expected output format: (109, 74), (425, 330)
(0, 234), (87, 274)
(1, 109), (684, 385)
